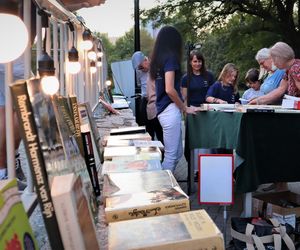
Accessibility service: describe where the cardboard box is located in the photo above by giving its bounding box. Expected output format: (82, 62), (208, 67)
(252, 191), (300, 218)
(108, 209), (224, 250)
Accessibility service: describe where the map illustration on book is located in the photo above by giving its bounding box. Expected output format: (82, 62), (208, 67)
(105, 187), (190, 222)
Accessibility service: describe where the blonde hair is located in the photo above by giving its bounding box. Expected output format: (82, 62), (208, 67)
(270, 42), (295, 62)
(218, 63), (239, 92)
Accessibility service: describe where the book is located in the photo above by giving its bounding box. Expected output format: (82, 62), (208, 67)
(101, 159), (162, 176)
(105, 187), (190, 223)
(99, 96), (120, 114)
(51, 173), (100, 250)
(103, 132), (152, 145)
(0, 178), (38, 250)
(103, 146), (162, 161)
(81, 123), (101, 197)
(110, 126), (146, 135)
(106, 139), (164, 149)
(108, 209), (224, 250)
(103, 170), (179, 198)
(10, 79), (64, 250)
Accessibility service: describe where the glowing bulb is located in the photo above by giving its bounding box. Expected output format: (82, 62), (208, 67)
(0, 14), (29, 63)
(67, 61), (81, 74)
(96, 61), (102, 67)
(41, 76), (60, 95)
(105, 80), (112, 87)
(90, 66), (97, 74)
(87, 51), (97, 61)
(80, 40), (93, 51)
(97, 51), (103, 58)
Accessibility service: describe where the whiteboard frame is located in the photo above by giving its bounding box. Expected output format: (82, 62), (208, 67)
(198, 154), (234, 205)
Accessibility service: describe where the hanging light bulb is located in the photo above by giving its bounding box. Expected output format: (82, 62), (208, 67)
(105, 80), (112, 87)
(90, 61), (96, 74)
(0, 2), (29, 63)
(87, 49), (97, 61)
(80, 29), (93, 50)
(38, 52), (59, 95)
(96, 57), (102, 67)
(67, 46), (81, 74)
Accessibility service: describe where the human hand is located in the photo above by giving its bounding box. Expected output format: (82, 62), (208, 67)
(185, 106), (197, 114)
(248, 97), (260, 105)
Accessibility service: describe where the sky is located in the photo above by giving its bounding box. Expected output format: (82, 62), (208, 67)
(77, 0), (159, 38)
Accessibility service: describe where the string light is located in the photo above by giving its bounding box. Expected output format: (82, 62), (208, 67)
(90, 61), (96, 74)
(66, 21), (81, 74)
(96, 57), (102, 67)
(80, 29), (93, 50)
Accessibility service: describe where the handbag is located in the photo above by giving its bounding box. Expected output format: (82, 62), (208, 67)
(230, 217), (295, 250)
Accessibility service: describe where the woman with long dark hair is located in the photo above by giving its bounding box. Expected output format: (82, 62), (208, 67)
(149, 26), (196, 173)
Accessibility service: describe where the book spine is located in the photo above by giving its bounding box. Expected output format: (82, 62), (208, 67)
(105, 199), (190, 223)
(10, 82), (64, 250)
(81, 131), (101, 197)
(69, 96), (85, 157)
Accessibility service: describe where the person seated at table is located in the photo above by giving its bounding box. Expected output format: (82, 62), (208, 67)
(249, 42), (299, 105)
(206, 63), (240, 104)
(241, 68), (264, 103)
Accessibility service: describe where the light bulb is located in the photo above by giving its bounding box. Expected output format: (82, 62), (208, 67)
(41, 76), (60, 95)
(96, 61), (102, 67)
(87, 51), (97, 61)
(0, 14), (29, 63)
(90, 66), (97, 74)
(67, 61), (81, 74)
(97, 51), (103, 58)
(80, 40), (93, 51)
(105, 80), (112, 87)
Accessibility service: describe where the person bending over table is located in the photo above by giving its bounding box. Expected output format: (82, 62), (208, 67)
(249, 42), (300, 105)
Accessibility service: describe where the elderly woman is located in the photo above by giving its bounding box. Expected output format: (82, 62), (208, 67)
(250, 42), (300, 104)
(248, 48), (285, 104)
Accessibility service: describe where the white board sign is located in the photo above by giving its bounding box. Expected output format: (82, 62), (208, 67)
(198, 154), (233, 204)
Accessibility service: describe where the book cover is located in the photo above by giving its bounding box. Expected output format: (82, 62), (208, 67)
(105, 187), (190, 223)
(108, 209), (224, 250)
(0, 179), (38, 250)
(51, 173), (100, 250)
(110, 126), (146, 135)
(103, 170), (179, 198)
(99, 96), (120, 114)
(10, 79), (64, 250)
(101, 159), (162, 176)
(81, 124), (101, 197)
(103, 133), (152, 146)
(106, 139), (164, 149)
(78, 103), (103, 164)
(104, 146), (162, 161)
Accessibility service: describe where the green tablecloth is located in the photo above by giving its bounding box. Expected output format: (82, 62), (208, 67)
(186, 111), (300, 193)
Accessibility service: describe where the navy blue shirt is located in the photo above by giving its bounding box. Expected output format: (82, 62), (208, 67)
(206, 81), (240, 104)
(181, 71), (215, 106)
(155, 55), (183, 115)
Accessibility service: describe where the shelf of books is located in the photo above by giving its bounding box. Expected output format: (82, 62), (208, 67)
(4, 79), (224, 249)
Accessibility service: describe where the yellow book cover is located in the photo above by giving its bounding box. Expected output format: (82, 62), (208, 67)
(108, 209), (224, 250)
(105, 186), (190, 223)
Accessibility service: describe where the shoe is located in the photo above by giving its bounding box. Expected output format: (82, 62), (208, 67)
(262, 183), (276, 192)
(194, 171), (199, 182)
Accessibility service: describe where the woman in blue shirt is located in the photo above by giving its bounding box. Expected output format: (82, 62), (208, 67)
(149, 26), (196, 173)
(181, 50), (215, 106)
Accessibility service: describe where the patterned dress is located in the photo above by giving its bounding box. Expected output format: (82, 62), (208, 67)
(286, 59), (300, 97)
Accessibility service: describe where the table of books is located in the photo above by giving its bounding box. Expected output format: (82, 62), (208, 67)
(186, 111), (300, 193)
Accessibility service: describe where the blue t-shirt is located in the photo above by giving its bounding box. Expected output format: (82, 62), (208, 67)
(155, 55), (182, 115)
(260, 69), (285, 94)
(181, 71), (215, 106)
(206, 81), (240, 104)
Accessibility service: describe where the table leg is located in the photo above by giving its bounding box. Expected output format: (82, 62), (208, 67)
(241, 192), (252, 217)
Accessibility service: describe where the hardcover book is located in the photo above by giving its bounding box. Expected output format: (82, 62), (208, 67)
(10, 79), (64, 249)
(0, 179), (38, 250)
(51, 173), (100, 250)
(110, 126), (146, 135)
(101, 159), (162, 176)
(102, 170), (179, 198)
(99, 96), (120, 114)
(81, 123), (101, 197)
(105, 186), (190, 223)
(103, 146), (162, 161)
(108, 209), (224, 250)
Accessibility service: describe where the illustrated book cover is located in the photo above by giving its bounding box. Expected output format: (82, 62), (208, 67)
(105, 186), (190, 223)
(102, 170), (179, 198)
(51, 173), (99, 250)
(0, 179), (38, 250)
(108, 209), (224, 250)
(101, 159), (162, 176)
(103, 146), (161, 161)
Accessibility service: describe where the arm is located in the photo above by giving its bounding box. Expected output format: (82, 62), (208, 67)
(165, 71), (195, 114)
(206, 96), (228, 104)
(248, 78), (287, 105)
(181, 87), (187, 106)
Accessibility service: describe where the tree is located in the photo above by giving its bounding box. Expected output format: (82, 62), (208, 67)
(142, 0), (300, 56)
